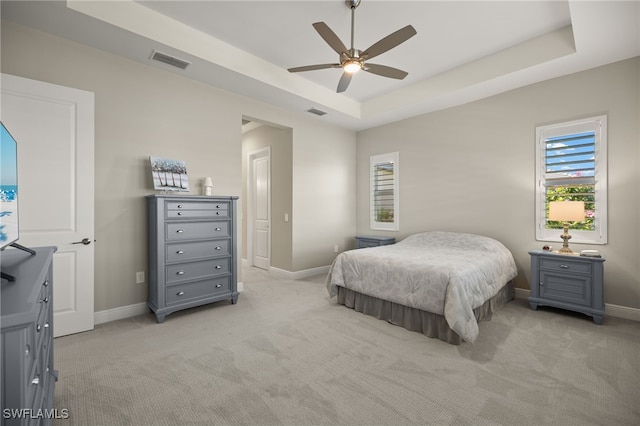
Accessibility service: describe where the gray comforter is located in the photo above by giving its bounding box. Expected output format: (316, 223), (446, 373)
(327, 231), (518, 343)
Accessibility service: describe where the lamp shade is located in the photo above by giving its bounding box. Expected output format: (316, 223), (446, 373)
(203, 177), (213, 187)
(549, 201), (585, 222)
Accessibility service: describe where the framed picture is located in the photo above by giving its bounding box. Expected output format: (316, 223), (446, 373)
(149, 156), (189, 192)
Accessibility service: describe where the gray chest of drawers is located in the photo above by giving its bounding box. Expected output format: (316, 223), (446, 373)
(147, 195), (239, 323)
(528, 250), (605, 324)
(354, 236), (396, 249)
(1, 247), (58, 426)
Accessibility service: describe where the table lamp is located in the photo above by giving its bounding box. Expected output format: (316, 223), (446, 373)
(203, 177), (213, 196)
(548, 201), (585, 254)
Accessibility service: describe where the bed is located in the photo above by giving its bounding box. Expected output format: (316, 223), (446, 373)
(326, 231), (518, 344)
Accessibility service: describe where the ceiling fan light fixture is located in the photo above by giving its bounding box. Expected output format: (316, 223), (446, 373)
(343, 60), (362, 74)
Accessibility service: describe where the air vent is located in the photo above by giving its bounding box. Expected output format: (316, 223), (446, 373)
(306, 108), (327, 116)
(150, 50), (190, 70)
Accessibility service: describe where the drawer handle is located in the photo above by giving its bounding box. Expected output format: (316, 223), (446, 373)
(216, 205), (221, 208)
(39, 297), (49, 303)
(177, 212), (183, 216)
(215, 284), (222, 288)
(215, 265), (222, 269)
(176, 229), (184, 233)
(215, 227), (222, 231)
(176, 250), (184, 254)
(31, 375), (40, 386)
(177, 291), (185, 296)
(43, 280), (49, 287)
(177, 205), (183, 208)
(37, 324), (42, 332)
(559, 264), (570, 269)
(44, 323), (50, 329)
(215, 246), (222, 250)
(177, 271), (185, 275)
(216, 212), (221, 215)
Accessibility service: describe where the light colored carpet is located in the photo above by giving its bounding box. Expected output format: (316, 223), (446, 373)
(53, 267), (640, 425)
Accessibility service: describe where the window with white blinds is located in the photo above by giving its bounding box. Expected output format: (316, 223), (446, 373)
(370, 152), (399, 231)
(535, 115), (607, 244)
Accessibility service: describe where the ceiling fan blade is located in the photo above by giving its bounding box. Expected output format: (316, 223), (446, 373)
(313, 22), (349, 56)
(363, 63), (409, 80)
(361, 25), (417, 60)
(288, 63), (341, 73)
(336, 72), (353, 93)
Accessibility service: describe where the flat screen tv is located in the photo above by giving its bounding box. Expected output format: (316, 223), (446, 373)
(1, 121), (19, 251)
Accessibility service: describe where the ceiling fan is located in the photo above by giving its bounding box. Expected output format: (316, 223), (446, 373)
(288, 0), (417, 93)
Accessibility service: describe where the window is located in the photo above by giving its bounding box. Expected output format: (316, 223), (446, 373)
(370, 152), (399, 231)
(535, 115), (607, 244)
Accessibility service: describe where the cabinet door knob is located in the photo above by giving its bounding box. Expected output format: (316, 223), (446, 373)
(215, 246), (222, 250)
(215, 265), (222, 269)
(560, 264), (569, 269)
(177, 291), (185, 296)
(177, 271), (185, 275)
(177, 205), (183, 208)
(37, 324), (42, 332)
(176, 250), (184, 254)
(539, 282), (544, 286)
(31, 375), (40, 385)
(215, 227), (222, 231)
(43, 280), (49, 287)
(177, 212), (183, 216)
(215, 284), (222, 288)
(176, 229), (184, 233)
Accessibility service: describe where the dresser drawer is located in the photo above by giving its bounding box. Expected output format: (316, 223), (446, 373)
(165, 277), (231, 306)
(166, 221), (230, 241)
(166, 258), (230, 284)
(166, 201), (229, 219)
(166, 240), (230, 262)
(539, 257), (592, 275)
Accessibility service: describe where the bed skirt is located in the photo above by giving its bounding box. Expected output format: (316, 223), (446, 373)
(335, 280), (515, 345)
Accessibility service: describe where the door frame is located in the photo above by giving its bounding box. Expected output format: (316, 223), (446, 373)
(246, 146), (271, 269)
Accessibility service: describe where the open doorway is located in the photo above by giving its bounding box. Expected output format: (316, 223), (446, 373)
(241, 117), (293, 272)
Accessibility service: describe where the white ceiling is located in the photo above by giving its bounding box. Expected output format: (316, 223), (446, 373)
(2, 1), (639, 130)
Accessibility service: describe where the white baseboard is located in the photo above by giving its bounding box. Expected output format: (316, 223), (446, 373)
(514, 288), (640, 322)
(269, 265), (331, 280)
(94, 302), (148, 325)
(94, 281), (638, 326)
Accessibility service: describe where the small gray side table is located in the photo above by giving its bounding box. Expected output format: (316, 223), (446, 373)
(528, 250), (605, 324)
(355, 236), (396, 249)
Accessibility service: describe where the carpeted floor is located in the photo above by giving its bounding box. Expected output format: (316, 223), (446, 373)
(53, 267), (640, 425)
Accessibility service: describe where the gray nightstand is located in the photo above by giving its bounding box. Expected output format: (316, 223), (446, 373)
(528, 250), (605, 324)
(355, 236), (396, 249)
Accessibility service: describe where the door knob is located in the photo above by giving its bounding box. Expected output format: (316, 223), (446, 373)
(72, 238), (93, 245)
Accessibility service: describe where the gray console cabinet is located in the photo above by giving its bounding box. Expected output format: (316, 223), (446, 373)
(1, 247), (58, 426)
(147, 195), (239, 323)
(528, 250), (605, 324)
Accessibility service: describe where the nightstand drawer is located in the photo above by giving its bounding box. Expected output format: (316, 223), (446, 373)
(539, 257), (592, 275)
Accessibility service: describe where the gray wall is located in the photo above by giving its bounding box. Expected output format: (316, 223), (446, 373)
(1, 21), (356, 312)
(242, 123), (294, 271)
(356, 57), (640, 309)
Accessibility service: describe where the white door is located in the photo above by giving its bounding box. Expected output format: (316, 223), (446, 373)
(1, 73), (95, 337)
(251, 148), (271, 270)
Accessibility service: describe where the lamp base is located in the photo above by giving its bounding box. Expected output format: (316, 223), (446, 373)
(558, 223), (574, 254)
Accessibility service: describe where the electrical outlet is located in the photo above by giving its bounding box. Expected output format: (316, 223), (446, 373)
(334, 245), (339, 253)
(136, 271), (145, 284)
